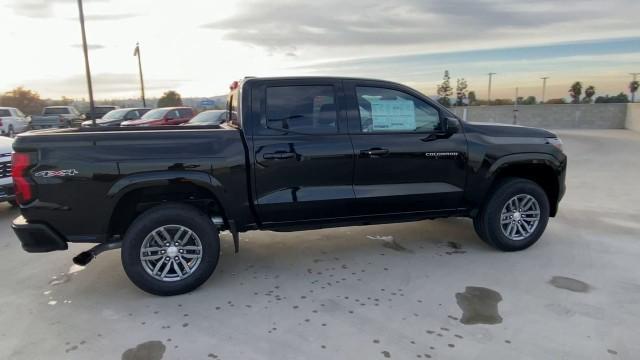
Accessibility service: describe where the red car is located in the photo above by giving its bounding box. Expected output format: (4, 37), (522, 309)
(121, 107), (194, 127)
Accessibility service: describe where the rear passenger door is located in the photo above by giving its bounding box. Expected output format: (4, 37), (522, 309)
(251, 79), (355, 224)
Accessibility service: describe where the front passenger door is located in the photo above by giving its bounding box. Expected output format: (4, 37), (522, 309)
(345, 81), (468, 215)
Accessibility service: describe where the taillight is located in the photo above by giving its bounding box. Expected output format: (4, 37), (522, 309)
(12, 152), (34, 204)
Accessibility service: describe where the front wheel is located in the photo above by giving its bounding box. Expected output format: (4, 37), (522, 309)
(121, 203), (220, 296)
(474, 178), (550, 251)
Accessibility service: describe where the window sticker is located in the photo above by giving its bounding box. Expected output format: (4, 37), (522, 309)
(369, 99), (415, 131)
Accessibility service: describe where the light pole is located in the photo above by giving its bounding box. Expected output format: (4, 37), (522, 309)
(540, 76), (549, 103)
(76, 0), (96, 126)
(487, 72), (496, 103)
(134, 42), (146, 107)
(631, 73), (639, 103)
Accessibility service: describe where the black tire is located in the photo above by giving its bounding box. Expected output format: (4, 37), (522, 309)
(7, 126), (15, 138)
(474, 177), (550, 251)
(8, 200), (18, 207)
(121, 203), (220, 296)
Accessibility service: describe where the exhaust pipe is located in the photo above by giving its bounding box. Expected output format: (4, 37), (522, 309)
(73, 241), (122, 266)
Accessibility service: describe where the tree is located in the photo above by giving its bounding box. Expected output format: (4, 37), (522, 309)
(630, 80), (639, 103)
(546, 98), (567, 104)
(568, 81), (582, 104)
(468, 91), (477, 105)
(582, 85), (595, 103)
(0, 87), (46, 115)
(157, 90), (183, 107)
(594, 93), (629, 104)
(455, 78), (468, 106)
(522, 96), (537, 105)
(436, 71), (453, 107)
(491, 98), (514, 105)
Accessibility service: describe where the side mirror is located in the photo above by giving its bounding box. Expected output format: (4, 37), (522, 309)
(445, 117), (460, 134)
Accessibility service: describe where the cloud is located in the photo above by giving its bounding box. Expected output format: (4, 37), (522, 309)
(25, 73), (183, 98)
(6, 0), (108, 18)
(83, 13), (139, 21)
(203, 0), (640, 54)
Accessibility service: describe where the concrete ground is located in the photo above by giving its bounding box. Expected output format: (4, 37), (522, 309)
(0, 130), (639, 360)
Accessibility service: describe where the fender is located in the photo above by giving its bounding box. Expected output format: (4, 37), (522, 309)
(486, 152), (564, 179)
(105, 170), (238, 224)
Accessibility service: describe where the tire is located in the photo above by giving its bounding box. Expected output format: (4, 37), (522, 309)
(9, 200), (18, 207)
(7, 126), (15, 138)
(474, 177), (550, 251)
(121, 203), (220, 296)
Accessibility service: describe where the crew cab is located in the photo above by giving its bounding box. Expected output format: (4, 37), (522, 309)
(29, 106), (84, 129)
(0, 107), (29, 137)
(11, 77), (566, 296)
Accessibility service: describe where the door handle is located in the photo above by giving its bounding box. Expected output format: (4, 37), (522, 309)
(360, 148), (389, 157)
(263, 152), (295, 160)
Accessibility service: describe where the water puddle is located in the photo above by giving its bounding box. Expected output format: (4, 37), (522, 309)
(549, 276), (590, 293)
(455, 286), (503, 325)
(122, 341), (166, 360)
(49, 274), (71, 286)
(367, 236), (413, 253)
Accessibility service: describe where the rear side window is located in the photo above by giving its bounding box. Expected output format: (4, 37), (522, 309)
(44, 108), (70, 115)
(264, 85), (337, 135)
(0, 109), (10, 117)
(178, 108), (193, 117)
(356, 87), (441, 133)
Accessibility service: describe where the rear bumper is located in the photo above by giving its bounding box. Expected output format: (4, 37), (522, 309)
(12, 216), (68, 253)
(0, 183), (15, 202)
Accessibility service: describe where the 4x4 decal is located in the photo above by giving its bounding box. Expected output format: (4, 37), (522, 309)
(34, 169), (79, 178)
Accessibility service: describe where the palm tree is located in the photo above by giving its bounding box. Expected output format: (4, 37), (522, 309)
(583, 85), (596, 103)
(630, 80), (639, 103)
(569, 82), (582, 104)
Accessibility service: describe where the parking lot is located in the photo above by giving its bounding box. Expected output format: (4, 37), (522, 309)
(0, 129), (638, 359)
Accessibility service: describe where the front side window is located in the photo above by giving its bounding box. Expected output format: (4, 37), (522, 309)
(0, 109), (10, 117)
(356, 87), (441, 133)
(264, 85), (337, 134)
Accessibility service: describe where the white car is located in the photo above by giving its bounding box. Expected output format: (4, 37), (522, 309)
(0, 136), (15, 205)
(0, 107), (29, 137)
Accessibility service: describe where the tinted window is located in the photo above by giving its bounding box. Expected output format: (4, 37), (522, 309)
(356, 87), (441, 133)
(166, 110), (180, 119)
(178, 108), (193, 117)
(141, 108), (168, 120)
(0, 109), (10, 117)
(265, 86), (337, 134)
(44, 107), (70, 115)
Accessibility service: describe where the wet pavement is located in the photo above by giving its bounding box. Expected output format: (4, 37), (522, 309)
(0, 130), (638, 359)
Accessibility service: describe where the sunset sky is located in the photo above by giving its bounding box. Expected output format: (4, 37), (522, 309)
(0, 0), (638, 100)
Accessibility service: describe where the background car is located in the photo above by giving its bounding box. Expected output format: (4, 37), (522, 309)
(29, 106), (84, 129)
(83, 105), (119, 121)
(121, 107), (194, 126)
(182, 110), (232, 126)
(81, 108), (150, 127)
(0, 136), (15, 206)
(0, 107), (29, 137)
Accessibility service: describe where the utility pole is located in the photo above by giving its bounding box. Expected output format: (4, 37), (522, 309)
(540, 76), (549, 103)
(631, 73), (639, 103)
(487, 72), (496, 103)
(513, 87), (519, 125)
(77, 0), (96, 126)
(134, 42), (146, 107)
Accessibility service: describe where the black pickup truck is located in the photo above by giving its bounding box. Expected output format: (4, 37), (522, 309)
(11, 77), (566, 296)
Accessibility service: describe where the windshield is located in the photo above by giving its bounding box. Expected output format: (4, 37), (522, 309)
(100, 109), (128, 121)
(187, 111), (225, 125)
(140, 108), (169, 120)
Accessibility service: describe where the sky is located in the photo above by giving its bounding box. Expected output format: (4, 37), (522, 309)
(0, 0), (638, 100)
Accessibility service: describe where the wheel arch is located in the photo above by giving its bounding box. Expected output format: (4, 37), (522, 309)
(106, 171), (230, 238)
(485, 153), (563, 216)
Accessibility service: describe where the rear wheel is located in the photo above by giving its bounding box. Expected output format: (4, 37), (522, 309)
(474, 178), (549, 251)
(7, 126), (15, 138)
(121, 203), (220, 296)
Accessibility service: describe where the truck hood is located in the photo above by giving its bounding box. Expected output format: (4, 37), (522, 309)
(464, 122), (557, 138)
